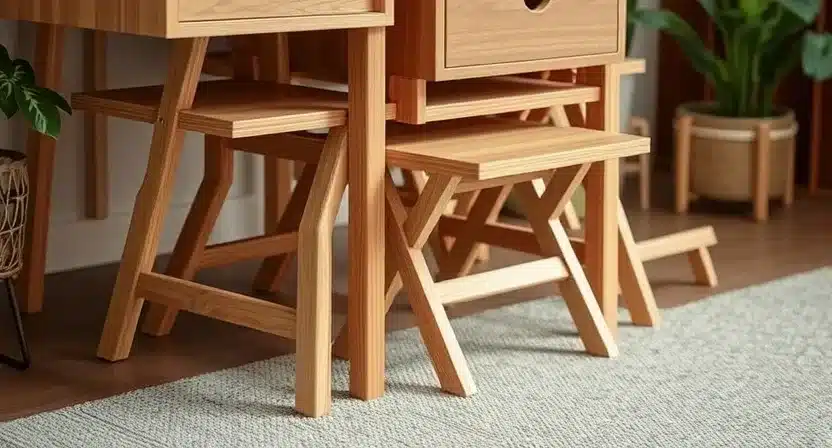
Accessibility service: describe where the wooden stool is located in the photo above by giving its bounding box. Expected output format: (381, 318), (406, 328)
(352, 117), (647, 395)
(73, 79), (365, 417)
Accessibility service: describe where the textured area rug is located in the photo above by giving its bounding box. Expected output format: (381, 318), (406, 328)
(2, 269), (831, 447)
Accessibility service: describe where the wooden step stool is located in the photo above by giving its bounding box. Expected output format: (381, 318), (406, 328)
(368, 117), (649, 395)
(72, 78), (374, 417)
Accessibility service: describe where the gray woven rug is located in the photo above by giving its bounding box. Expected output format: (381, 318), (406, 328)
(2, 269), (831, 447)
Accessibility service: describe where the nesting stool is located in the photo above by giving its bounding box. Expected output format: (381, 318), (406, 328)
(376, 117), (649, 395)
(73, 75), (377, 417)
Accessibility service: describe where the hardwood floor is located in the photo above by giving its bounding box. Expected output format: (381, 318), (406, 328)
(1, 179), (830, 422)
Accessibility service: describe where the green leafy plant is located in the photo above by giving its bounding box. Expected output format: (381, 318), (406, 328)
(0, 43), (71, 139)
(631, 0), (832, 117)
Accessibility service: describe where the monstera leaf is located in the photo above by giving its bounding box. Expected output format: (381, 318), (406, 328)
(803, 32), (832, 80)
(0, 43), (71, 139)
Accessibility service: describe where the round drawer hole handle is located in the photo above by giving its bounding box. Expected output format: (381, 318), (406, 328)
(523, 0), (551, 12)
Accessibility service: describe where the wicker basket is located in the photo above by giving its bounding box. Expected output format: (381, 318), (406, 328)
(0, 150), (28, 280)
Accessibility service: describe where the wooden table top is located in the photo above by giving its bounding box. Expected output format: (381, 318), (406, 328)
(1, 0), (393, 38)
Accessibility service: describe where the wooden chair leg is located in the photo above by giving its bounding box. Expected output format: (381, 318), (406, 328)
(784, 135), (796, 207)
(688, 246), (718, 287)
(141, 136), (234, 337)
(265, 159), (294, 228)
(453, 191), (490, 264)
(562, 201), (582, 232)
(515, 175), (618, 358)
(97, 38), (209, 361)
(295, 128), (348, 418)
(616, 201), (661, 327)
(385, 173), (476, 396)
(675, 115), (693, 214)
(18, 24), (64, 314)
(639, 153), (651, 210)
(251, 162), (318, 293)
(331, 243), (402, 360)
(753, 123), (771, 222)
(439, 186), (511, 280)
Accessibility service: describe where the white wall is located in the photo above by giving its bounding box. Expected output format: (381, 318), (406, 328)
(2, 21), (352, 273)
(629, 0), (660, 135)
(0, 16), (657, 274)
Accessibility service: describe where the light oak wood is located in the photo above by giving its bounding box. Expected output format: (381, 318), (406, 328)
(136, 273), (297, 340)
(675, 115), (693, 214)
(347, 26), (387, 401)
(387, 118), (649, 181)
(73, 81), (397, 138)
(628, 116), (651, 210)
(252, 164), (318, 294)
(179, 0), (374, 22)
(1, 0), (392, 38)
(256, 33), (295, 241)
(388, 0), (623, 81)
(296, 126), (349, 418)
(436, 257), (568, 305)
(83, 30), (109, 220)
(438, 216), (542, 256)
(688, 247), (718, 288)
(231, 134), (325, 163)
(199, 233), (299, 269)
(18, 24), (64, 314)
(513, 180), (618, 357)
(439, 185), (512, 280)
(97, 37), (210, 361)
(391, 76), (599, 125)
(384, 173), (477, 396)
(614, 202), (660, 328)
(784, 136), (796, 207)
(615, 58), (647, 76)
(638, 226), (718, 262)
(142, 136), (234, 337)
(753, 123), (772, 222)
(581, 65), (621, 335)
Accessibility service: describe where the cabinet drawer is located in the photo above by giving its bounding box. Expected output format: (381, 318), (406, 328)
(179, 0), (375, 22)
(388, 0), (622, 81)
(445, 0), (620, 68)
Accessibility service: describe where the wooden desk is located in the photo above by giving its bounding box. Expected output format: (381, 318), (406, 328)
(2, 0), (392, 401)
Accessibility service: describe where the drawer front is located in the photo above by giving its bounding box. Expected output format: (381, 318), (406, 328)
(179, 0), (375, 22)
(445, 0), (620, 68)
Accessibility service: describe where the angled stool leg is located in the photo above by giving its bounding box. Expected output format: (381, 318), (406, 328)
(296, 128), (348, 417)
(142, 136), (234, 336)
(452, 191), (490, 263)
(514, 168), (618, 358)
(385, 173), (477, 396)
(617, 202), (661, 327)
(331, 243), (402, 360)
(97, 38), (209, 361)
(252, 163), (319, 294)
(439, 186), (512, 280)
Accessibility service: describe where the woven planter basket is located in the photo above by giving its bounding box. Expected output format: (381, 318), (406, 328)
(0, 150), (28, 280)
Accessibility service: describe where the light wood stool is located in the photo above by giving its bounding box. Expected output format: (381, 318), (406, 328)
(73, 78), (366, 418)
(335, 117), (648, 395)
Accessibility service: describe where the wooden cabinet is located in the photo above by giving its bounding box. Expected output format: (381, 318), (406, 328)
(389, 0), (624, 81)
(1, 0), (392, 37)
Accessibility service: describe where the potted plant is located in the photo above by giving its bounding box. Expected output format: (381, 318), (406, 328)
(0, 43), (71, 370)
(631, 0), (832, 203)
